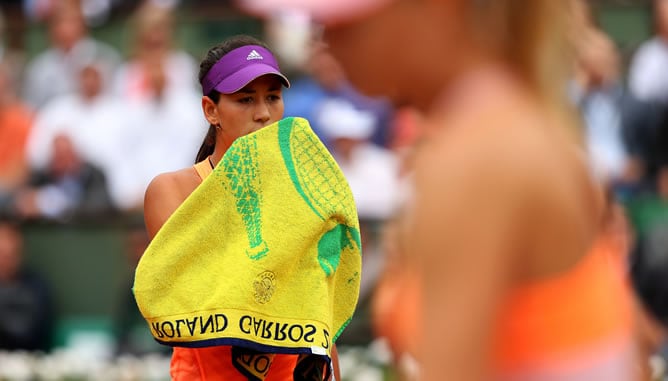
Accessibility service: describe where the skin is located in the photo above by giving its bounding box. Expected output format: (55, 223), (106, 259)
(49, 5), (86, 52)
(323, 1), (607, 379)
(79, 66), (104, 101)
(324, 0), (482, 110)
(143, 73), (341, 379)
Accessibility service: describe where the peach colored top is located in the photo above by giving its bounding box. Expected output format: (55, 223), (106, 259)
(490, 236), (635, 380)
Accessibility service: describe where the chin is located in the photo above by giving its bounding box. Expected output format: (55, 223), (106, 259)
(349, 73), (395, 99)
(325, 42), (391, 98)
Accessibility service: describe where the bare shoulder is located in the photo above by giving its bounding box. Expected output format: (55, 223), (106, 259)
(144, 167), (201, 238)
(416, 104), (604, 277)
(416, 110), (561, 197)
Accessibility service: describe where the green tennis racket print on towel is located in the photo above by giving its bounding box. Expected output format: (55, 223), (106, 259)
(278, 118), (361, 276)
(220, 135), (269, 260)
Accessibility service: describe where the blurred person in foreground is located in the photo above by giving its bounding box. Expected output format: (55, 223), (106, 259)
(22, 0), (120, 110)
(239, 0), (635, 380)
(0, 218), (53, 351)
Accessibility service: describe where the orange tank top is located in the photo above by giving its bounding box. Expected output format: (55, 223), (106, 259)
(490, 235), (635, 380)
(168, 158), (298, 381)
(372, 233), (635, 380)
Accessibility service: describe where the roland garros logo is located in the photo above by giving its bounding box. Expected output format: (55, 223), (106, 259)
(253, 271), (275, 304)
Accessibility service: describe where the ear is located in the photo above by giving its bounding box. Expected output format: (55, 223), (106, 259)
(201, 96), (220, 126)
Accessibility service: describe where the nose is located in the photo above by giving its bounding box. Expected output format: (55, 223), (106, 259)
(253, 101), (271, 125)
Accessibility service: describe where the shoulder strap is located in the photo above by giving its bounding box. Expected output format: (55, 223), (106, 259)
(193, 158), (214, 180)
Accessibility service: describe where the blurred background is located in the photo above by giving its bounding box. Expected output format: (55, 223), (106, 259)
(0, 0), (667, 379)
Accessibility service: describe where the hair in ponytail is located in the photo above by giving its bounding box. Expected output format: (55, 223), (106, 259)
(195, 124), (217, 163)
(467, 0), (582, 141)
(472, 0), (572, 104)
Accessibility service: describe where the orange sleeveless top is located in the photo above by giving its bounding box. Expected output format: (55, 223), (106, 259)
(373, 234), (634, 380)
(490, 235), (634, 380)
(168, 159), (298, 381)
(193, 158), (214, 181)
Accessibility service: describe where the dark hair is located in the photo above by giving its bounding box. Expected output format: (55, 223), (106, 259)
(195, 35), (272, 163)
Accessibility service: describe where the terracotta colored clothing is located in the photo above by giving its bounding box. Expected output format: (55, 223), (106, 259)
(0, 104), (32, 174)
(193, 158), (214, 181)
(490, 236), (634, 380)
(372, 265), (421, 356)
(171, 346), (298, 381)
(373, 235), (634, 380)
(168, 158), (298, 381)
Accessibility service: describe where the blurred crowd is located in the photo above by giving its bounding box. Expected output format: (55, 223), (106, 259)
(0, 0), (206, 222)
(2, 0), (668, 379)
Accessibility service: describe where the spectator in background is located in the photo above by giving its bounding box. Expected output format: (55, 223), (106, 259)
(571, 2), (628, 181)
(628, 0), (668, 105)
(107, 59), (205, 212)
(318, 98), (401, 222)
(112, 1), (199, 103)
(22, 0), (120, 110)
(282, 42), (393, 148)
(10, 133), (115, 222)
(0, 62), (33, 202)
(318, 98), (402, 346)
(0, 8), (26, 84)
(246, 0), (637, 379)
(569, 1), (637, 196)
(0, 218), (53, 351)
(94, 2), (203, 212)
(568, 0), (668, 204)
(25, 57), (124, 194)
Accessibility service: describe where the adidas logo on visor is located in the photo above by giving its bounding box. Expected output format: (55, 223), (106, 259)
(246, 50), (263, 60)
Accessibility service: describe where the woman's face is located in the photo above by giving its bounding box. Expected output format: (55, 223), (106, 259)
(323, 0), (457, 108)
(208, 74), (285, 146)
(323, 5), (405, 99)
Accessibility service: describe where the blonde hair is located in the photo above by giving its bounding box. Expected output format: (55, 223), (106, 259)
(471, 0), (578, 130)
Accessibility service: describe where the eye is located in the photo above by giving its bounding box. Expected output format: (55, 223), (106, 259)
(238, 97), (254, 104)
(267, 94), (281, 102)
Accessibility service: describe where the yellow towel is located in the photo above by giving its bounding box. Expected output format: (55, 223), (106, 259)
(133, 117), (362, 359)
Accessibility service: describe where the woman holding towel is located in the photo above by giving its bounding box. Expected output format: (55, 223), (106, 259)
(140, 35), (340, 381)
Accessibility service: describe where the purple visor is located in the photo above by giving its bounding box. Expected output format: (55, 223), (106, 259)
(200, 45), (290, 95)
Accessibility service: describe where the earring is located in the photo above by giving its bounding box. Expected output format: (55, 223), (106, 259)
(215, 124), (221, 130)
